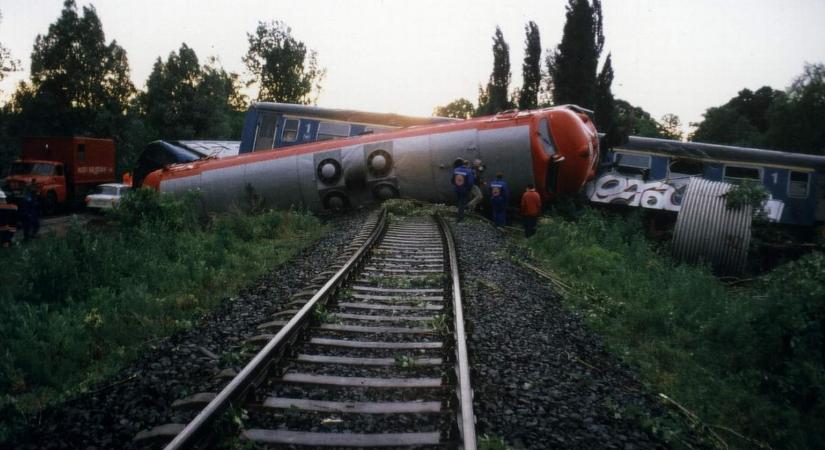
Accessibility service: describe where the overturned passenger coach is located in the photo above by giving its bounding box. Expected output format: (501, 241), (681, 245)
(142, 105), (600, 212)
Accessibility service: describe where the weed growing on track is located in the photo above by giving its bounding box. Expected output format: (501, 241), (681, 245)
(479, 434), (516, 450)
(428, 314), (449, 335)
(0, 189), (324, 441)
(394, 355), (417, 369)
(383, 198), (449, 217)
(525, 207), (825, 449)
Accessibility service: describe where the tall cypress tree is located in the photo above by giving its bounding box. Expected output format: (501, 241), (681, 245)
(548, 0), (603, 108)
(595, 53), (614, 130)
(477, 27), (512, 116)
(518, 21), (541, 110)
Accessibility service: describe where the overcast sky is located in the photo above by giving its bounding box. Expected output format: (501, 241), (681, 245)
(2, 0), (824, 132)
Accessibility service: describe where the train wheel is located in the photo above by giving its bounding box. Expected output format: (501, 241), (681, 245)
(322, 192), (349, 211)
(367, 150), (393, 177)
(317, 159), (342, 185)
(372, 183), (398, 200)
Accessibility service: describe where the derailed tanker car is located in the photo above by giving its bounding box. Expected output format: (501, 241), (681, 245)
(142, 105), (600, 212)
(132, 103), (456, 187)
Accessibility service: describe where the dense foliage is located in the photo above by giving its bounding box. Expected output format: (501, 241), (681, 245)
(142, 44), (246, 140)
(527, 208), (825, 449)
(0, 189), (323, 440)
(11, 1), (134, 137)
(0, 3), (322, 173)
(691, 64), (825, 155)
(690, 86), (781, 147)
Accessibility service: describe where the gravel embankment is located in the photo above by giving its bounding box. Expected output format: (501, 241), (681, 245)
(4, 208), (372, 450)
(452, 217), (673, 449)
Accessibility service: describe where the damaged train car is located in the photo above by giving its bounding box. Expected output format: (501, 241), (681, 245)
(141, 104), (600, 212)
(589, 136), (825, 227)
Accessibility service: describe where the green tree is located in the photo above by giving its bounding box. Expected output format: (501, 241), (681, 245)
(548, 0), (604, 108)
(766, 63), (825, 155)
(142, 44), (246, 140)
(690, 86), (780, 147)
(9, 0), (135, 138)
(243, 21), (324, 104)
(476, 27), (513, 116)
(433, 98), (474, 119)
(518, 21), (541, 110)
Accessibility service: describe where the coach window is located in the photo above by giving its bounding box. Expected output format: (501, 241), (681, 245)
(77, 144), (86, 162)
(788, 171), (810, 198)
(669, 158), (703, 177)
(538, 118), (556, 156)
(282, 119), (300, 143)
(614, 152), (650, 176)
(723, 165), (761, 183)
(317, 121), (351, 141)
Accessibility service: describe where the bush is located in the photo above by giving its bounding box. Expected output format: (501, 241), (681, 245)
(527, 207), (824, 449)
(0, 192), (323, 441)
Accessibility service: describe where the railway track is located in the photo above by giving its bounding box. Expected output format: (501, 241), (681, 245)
(140, 208), (475, 449)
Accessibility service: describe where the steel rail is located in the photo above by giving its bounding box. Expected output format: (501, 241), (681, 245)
(164, 208), (389, 450)
(436, 214), (477, 450)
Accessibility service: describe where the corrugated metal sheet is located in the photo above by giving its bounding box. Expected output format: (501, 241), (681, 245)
(672, 178), (752, 274)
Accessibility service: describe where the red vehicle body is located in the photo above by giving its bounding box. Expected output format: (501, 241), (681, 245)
(4, 137), (116, 212)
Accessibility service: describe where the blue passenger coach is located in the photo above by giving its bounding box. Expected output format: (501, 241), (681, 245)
(239, 102), (457, 153)
(590, 136), (825, 226)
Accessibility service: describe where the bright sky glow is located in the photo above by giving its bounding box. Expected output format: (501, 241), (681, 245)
(2, 0), (824, 132)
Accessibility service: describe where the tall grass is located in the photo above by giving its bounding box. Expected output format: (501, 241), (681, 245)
(527, 208), (824, 449)
(0, 189), (324, 440)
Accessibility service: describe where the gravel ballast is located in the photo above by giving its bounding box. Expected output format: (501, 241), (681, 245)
(452, 217), (673, 449)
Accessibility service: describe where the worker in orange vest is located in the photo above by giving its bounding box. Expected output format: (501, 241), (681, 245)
(520, 183), (541, 238)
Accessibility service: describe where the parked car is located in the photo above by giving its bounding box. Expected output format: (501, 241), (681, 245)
(84, 183), (131, 211)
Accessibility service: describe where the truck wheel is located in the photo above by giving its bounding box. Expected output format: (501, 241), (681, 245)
(44, 191), (58, 215)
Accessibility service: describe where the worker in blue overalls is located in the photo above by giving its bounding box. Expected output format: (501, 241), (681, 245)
(489, 172), (509, 227)
(452, 158), (475, 222)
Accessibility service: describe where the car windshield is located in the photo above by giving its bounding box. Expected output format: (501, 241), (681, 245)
(11, 162), (56, 176)
(99, 186), (120, 196)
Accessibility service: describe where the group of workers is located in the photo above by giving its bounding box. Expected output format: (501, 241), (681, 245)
(451, 158), (541, 237)
(0, 182), (41, 248)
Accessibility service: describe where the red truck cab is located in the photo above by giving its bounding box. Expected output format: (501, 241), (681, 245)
(3, 137), (116, 212)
